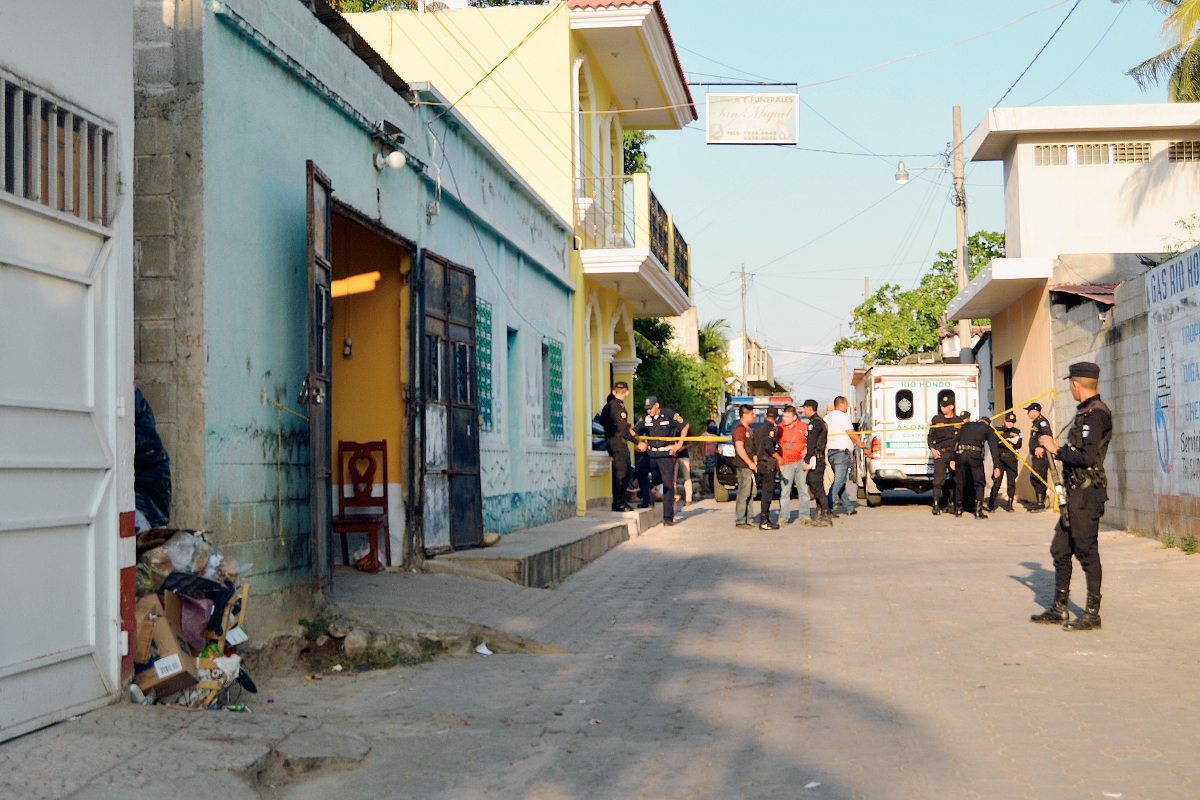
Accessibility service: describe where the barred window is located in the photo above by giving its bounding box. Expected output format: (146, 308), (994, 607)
(1169, 141), (1200, 162)
(476, 299), (493, 432)
(1034, 142), (1150, 166)
(1, 68), (115, 225)
(542, 337), (564, 441)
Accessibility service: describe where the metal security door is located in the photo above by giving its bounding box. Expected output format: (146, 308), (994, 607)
(305, 161), (333, 588)
(422, 254), (482, 552)
(0, 87), (121, 739)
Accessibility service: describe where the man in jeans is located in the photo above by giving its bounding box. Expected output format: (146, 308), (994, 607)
(731, 404), (757, 530)
(825, 395), (868, 517)
(775, 405), (810, 524)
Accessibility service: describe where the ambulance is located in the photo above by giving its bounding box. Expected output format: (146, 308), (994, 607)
(852, 362), (980, 506)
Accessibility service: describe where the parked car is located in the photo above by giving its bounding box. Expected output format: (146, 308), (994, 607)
(713, 396), (797, 502)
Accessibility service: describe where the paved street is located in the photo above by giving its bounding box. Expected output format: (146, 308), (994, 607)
(6, 496), (1200, 799)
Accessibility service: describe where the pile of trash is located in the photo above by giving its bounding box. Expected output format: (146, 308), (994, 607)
(132, 529), (257, 709)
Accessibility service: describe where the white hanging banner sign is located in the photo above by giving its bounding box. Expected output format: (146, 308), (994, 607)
(705, 93), (799, 145)
(1147, 242), (1200, 495)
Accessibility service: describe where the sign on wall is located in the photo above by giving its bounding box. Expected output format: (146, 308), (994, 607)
(706, 93), (799, 145)
(1147, 242), (1200, 493)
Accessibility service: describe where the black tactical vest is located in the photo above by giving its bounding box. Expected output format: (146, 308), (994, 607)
(1065, 397), (1113, 491)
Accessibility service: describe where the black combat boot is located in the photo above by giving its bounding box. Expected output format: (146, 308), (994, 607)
(986, 497), (996, 513)
(1064, 593), (1101, 631)
(953, 499), (963, 517)
(1004, 498), (1014, 513)
(1030, 589), (1069, 624)
(932, 503), (941, 516)
(974, 500), (988, 520)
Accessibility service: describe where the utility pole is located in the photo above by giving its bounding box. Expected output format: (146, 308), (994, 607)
(864, 276), (869, 303)
(739, 263), (748, 392)
(952, 105), (971, 362)
(840, 323), (848, 400)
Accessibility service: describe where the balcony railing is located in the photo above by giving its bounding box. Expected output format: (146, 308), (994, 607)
(672, 224), (689, 297)
(574, 173), (691, 298)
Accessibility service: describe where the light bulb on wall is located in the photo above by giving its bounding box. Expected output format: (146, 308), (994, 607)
(374, 150), (407, 170)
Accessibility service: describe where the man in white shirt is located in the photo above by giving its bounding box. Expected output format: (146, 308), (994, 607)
(825, 396), (868, 516)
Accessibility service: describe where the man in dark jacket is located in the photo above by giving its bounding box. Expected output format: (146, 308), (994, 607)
(989, 412), (1022, 512)
(928, 391), (962, 516)
(1031, 362), (1113, 631)
(599, 381), (645, 511)
(750, 407), (781, 529)
(1026, 402), (1053, 511)
(955, 414), (1001, 519)
(801, 399), (833, 527)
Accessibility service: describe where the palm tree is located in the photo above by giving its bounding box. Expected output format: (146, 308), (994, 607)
(698, 319), (730, 362)
(1126, 0), (1200, 101)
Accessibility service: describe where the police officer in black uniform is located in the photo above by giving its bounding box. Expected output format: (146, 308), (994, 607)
(988, 411), (1022, 513)
(1031, 362), (1112, 631)
(750, 407), (781, 530)
(635, 396), (688, 526)
(1026, 401), (1053, 511)
(955, 414), (1001, 519)
(599, 381), (645, 511)
(801, 399), (834, 527)
(928, 391), (962, 516)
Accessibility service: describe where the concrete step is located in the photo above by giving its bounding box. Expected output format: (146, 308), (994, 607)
(440, 517), (631, 588)
(585, 506), (660, 536)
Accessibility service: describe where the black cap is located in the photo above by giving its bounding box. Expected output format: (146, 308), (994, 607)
(962, 411), (971, 420)
(802, 398), (819, 411)
(1024, 402), (1042, 412)
(644, 395), (659, 410)
(1004, 412), (1017, 422)
(1067, 361), (1101, 380)
(979, 415), (990, 424)
(613, 381), (629, 390)
(937, 390), (955, 407)
(764, 407), (779, 419)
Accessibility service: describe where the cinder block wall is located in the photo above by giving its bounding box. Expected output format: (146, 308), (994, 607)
(1050, 273), (1155, 537)
(132, 0), (207, 529)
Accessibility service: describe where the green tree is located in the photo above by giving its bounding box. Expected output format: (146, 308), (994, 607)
(328, 0), (414, 11)
(623, 130), (655, 174)
(1123, 0), (1200, 101)
(633, 317), (730, 431)
(834, 231), (1004, 365)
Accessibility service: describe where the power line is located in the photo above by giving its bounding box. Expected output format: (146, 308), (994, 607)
(1026, 0), (1128, 105)
(681, 124), (943, 159)
(754, 184), (907, 273)
(992, 0), (1083, 107)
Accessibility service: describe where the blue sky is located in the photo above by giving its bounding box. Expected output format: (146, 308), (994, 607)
(643, 0), (1172, 397)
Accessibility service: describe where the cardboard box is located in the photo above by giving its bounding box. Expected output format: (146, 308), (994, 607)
(134, 593), (198, 696)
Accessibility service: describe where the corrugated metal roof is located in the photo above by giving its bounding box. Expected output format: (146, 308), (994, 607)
(1049, 283), (1119, 305)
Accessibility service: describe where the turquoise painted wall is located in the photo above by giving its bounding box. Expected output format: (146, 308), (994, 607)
(201, 0), (422, 594)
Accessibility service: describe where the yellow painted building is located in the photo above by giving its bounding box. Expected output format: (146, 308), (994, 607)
(346, 0), (696, 513)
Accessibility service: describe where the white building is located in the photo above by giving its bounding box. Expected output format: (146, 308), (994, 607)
(728, 334), (782, 396)
(0, 2), (135, 740)
(948, 103), (1200, 510)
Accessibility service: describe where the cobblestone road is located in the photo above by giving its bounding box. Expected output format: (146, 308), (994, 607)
(5, 497), (1199, 799)
(286, 498), (1200, 799)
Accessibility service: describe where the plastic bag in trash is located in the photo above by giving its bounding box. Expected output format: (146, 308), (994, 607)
(134, 389), (172, 528)
(162, 531), (214, 574)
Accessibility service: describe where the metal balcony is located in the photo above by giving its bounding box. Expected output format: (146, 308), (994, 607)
(574, 173), (691, 317)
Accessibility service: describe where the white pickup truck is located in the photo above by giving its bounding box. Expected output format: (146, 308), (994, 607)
(851, 363), (980, 506)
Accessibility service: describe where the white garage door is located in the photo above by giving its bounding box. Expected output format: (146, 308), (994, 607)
(0, 74), (121, 741)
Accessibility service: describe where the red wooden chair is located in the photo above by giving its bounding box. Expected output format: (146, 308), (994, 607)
(333, 440), (390, 572)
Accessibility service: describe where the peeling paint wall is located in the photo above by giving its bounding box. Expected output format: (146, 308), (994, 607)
(136, 0), (424, 639)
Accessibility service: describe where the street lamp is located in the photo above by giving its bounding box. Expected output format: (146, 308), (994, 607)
(894, 160), (949, 184)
